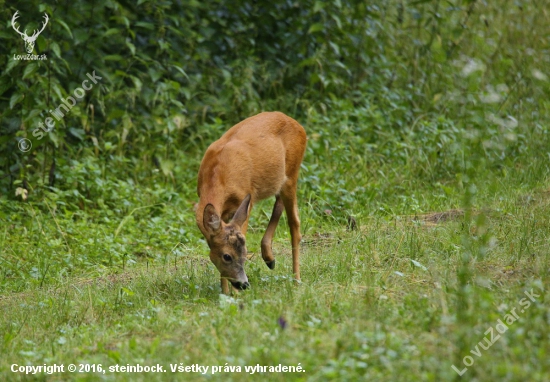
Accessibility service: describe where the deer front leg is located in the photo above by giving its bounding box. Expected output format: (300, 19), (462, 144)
(261, 196), (284, 270)
(221, 278), (230, 294)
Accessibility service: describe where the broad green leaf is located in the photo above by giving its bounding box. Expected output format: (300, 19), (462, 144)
(10, 93), (24, 109)
(51, 41), (61, 58)
(55, 18), (73, 39)
(0, 78), (12, 97)
(23, 63), (38, 79)
(104, 28), (120, 37)
(129, 75), (142, 91)
(69, 128), (85, 140)
(135, 21), (154, 30)
(126, 40), (136, 56)
(172, 65), (188, 79)
(104, 55), (124, 61)
(4, 59), (19, 74)
(52, 83), (63, 100)
(308, 23), (324, 34)
(24, 109), (42, 122)
(48, 131), (59, 147)
(331, 14), (342, 29)
(148, 68), (162, 82)
(313, 1), (325, 13)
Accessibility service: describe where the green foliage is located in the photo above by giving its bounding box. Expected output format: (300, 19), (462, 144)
(2, 0), (549, 211)
(1, 1), (550, 380)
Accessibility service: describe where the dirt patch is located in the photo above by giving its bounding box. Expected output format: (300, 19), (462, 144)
(408, 208), (496, 227)
(517, 187), (550, 208)
(416, 209), (465, 224)
(478, 263), (536, 288)
(301, 232), (338, 248)
(398, 209), (466, 227)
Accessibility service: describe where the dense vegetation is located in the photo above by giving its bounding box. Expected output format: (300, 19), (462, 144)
(1, 0), (549, 380)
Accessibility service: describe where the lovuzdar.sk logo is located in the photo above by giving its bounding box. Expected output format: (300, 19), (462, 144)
(11, 10), (49, 60)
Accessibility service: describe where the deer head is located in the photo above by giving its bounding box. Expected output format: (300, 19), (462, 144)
(202, 194), (251, 290)
(12, 11), (49, 54)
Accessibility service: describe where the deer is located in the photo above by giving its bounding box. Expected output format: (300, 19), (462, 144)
(196, 112), (307, 294)
(11, 11), (49, 54)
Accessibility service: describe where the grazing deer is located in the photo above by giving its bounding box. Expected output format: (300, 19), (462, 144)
(196, 112), (307, 294)
(11, 11), (49, 54)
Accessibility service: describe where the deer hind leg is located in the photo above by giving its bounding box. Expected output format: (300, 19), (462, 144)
(281, 183), (302, 281)
(261, 196), (284, 269)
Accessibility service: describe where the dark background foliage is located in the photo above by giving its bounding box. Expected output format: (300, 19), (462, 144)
(1, 0), (549, 214)
(2, 3), (550, 379)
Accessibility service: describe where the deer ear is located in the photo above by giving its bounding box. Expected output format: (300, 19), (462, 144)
(231, 194), (251, 228)
(203, 204), (221, 234)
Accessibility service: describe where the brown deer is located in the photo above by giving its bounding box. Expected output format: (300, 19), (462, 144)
(196, 112), (307, 294)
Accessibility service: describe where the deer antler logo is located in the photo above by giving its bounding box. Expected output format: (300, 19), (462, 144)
(11, 11), (49, 54)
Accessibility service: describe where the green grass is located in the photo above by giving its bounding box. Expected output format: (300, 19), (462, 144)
(1, 154), (549, 380)
(3, 1), (550, 380)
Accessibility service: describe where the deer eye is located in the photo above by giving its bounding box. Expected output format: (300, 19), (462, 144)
(222, 254), (232, 262)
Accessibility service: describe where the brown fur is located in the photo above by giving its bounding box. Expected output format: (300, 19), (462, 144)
(196, 111), (307, 294)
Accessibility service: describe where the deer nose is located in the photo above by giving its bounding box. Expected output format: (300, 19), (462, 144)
(231, 281), (250, 290)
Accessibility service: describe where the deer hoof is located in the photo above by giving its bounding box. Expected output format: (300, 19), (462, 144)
(265, 260), (276, 270)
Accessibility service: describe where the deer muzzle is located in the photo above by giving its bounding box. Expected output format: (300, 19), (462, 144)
(230, 280), (250, 290)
